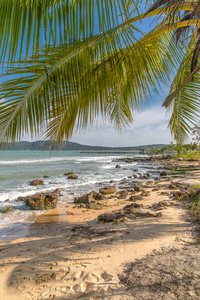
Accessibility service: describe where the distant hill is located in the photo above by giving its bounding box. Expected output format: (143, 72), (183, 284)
(1, 141), (166, 151)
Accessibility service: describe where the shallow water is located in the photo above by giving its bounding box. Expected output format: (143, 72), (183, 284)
(0, 150), (145, 238)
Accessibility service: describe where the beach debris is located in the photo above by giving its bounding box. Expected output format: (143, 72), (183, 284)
(99, 185), (116, 195)
(133, 209), (162, 218)
(98, 212), (126, 222)
(29, 179), (44, 186)
(67, 174), (78, 179)
(74, 191), (105, 204)
(27, 188), (60, 210)
(0, 205), (14, 213)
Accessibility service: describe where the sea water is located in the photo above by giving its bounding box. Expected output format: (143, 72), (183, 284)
(0, 150), (145, 238)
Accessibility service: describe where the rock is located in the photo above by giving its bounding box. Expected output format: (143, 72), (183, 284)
(29, 179), (44, 186)
(154, 177), (160, 181)
(146, 173), (150, 178)
(133, 168), (138, 172)
(98, 212), (126, 222)
(168, 184), (177, 190)
(35, 273), (54, 284)
(63, 172), (74, 176)
(133, 209), (162, 218)
(123, 203), (143, 213)
(0, 206), (14, 213)
(178, 157), (183, 161)
(101, 271), (113, 281)
(115, 164), (121, 168)
(27, 189), (60, 210)
(133, 174), (138, 178)
(173, 190), (189, 200)
(134, 185), (144, 192)
(160, 171), (167, 176)
(43, 175), (49, 178)
(150, 200), (171, 210)
(140, 191), (150, 197)
(99, 185), (116, 195)
(129, 195), (143, 201)
(15, 196), (28, 202)
(67, 174), (78, 179)
(74, 191), (105, 204)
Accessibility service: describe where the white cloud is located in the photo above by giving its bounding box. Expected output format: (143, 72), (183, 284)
(70, 106), (174, 147)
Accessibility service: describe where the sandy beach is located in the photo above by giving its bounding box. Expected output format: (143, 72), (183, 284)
(0, 158), (200, 299)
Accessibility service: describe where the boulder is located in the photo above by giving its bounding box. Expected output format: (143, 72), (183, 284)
(64, 172), (74, 176)
(43, 175), (49, 178)
(67, 174), (78, 179)
(99, 186), (116, 195)
(27, 189), (60, 210)
(98, 212), (126, 222)
(133, 209), (162, 218)
(168, 184), (177, 190)
(0, 206), (14, 213)
(123, 203), (143, 213)
(160, 171), (167, 176)
(74, 191), (105, 204)
(134, 185), (145, 192)
(29, 179), (44, 186)
(129, 195), (143, 201)
(115, 164), (121, 168)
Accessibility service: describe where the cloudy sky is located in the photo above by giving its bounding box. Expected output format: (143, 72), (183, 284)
(70, 104), (173, 147)
(70, 85), (175, 147)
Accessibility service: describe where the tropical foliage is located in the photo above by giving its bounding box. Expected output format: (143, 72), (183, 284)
(0, 0), (200, 145)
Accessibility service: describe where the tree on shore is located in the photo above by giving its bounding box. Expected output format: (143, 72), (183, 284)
(0, 0), (199, 146)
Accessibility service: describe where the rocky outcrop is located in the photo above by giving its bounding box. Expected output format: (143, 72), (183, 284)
(27, 189), (60, 210)
(99, 186), (116, 195)
(115, 164), (121, 168)
(0, 205), (14, 213)
(74, 191), (105, 204)
(29, 179), (44, 186)
(67, 174), (78, 179)
(98, 212), (126, 222)
(160, 171), (167, 176)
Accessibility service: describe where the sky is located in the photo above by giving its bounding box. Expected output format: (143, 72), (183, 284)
(70, 93), (174, 147)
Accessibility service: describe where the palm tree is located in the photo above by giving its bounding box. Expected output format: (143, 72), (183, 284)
(0, 0), (199, 147)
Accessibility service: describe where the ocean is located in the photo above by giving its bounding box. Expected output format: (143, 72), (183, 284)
(0, 150), (146, 239)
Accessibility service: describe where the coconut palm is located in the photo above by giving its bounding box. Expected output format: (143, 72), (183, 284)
(0, 0), (199, 146)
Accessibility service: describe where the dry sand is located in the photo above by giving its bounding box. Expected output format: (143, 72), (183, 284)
(0, 158), (200, 299)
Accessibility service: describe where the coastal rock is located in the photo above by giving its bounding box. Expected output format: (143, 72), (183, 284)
(43, 175), (49, 178)
(129, 195), (143, 201)
(27, 189), (60, 210)
(123, 203), (143, 213)
(74, 191), (105, 204)
(63, 172), (74, 176)
(29, 179), (44, 186)
(140, 191), (150, 197)
(98, 212), (126, 222)
(168, 184), (177, 190)
(67, 174), (78, 179)
(133, 209), (162, 218)
(115, 164), (121, 168)
(160, 171), (167, 176)
(134, 185), (145, 192)
(99, 186), (116, 195)
(0, 205), (14, 213)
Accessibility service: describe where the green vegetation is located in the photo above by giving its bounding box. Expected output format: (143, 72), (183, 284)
(0, 1), (200, 146)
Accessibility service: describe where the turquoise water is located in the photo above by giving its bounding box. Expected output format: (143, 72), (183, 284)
(0, 150), (142, 238)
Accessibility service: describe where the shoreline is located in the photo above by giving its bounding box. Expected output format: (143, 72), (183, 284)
(0, 157), (200, 299)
